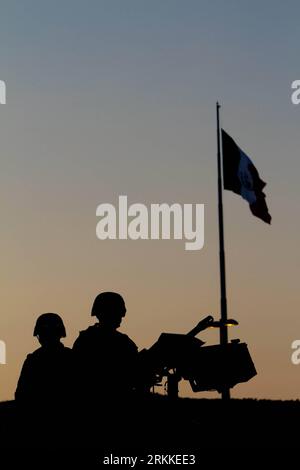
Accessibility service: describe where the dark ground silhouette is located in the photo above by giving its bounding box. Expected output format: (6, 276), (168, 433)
(0, 395), (299, 464)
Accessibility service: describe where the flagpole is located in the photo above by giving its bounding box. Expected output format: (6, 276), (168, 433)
(216, 102), (230, 400)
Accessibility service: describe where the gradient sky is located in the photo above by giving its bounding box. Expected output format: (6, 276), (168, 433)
(0, 0), (300, 401)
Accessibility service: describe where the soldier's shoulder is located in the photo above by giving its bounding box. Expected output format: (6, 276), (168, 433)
(116, 331), (138, 351)
(26, 345), (72, 358)
(27, 347), (43, 358)
(23, 348), (43, 363)
(73, 325), (98, 346)
(62, 345), (73, 355)
(78, 325), (97, 337)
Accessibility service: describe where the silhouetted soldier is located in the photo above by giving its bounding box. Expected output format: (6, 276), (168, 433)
(73, 292), (138, 406)
(15, 313), (73, 413)
(72, 293), (142, 448)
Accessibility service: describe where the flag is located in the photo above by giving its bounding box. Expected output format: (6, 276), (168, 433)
(221, 129), (271, 224)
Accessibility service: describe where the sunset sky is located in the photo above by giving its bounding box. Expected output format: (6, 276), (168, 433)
(0, 0), (300, 401)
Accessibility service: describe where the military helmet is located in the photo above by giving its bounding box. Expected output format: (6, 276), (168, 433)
(91, 292), (126, 317)
(33, 313), (66, 337)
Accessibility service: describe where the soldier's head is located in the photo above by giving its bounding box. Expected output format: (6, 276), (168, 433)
(34, 313), (66, 347)
(91, 292), (126, 329)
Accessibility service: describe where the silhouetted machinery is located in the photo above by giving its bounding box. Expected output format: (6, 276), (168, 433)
(139, 316), (257, 397)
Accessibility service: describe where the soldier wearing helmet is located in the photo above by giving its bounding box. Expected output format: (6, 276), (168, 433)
(15, 313), (73, 410)
(73, 292), (138, 405)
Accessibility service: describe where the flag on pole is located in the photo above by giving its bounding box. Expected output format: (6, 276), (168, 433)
(221, 129), (271, 224)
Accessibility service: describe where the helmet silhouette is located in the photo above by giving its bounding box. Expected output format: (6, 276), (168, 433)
(91, 292), (126, 317)
(33, 313), (66, 338)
